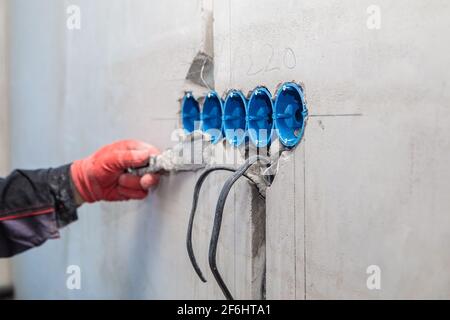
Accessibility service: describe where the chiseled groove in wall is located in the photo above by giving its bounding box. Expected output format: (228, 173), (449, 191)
(233, 170), (237, 296)
(303, 139), (307, 300)
(251, 183), (266, 299)
(228, 0), (232, 87)
(293, 147), (297, 298)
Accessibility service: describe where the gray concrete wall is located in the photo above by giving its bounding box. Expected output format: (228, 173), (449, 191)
(9, 0), (262, 299)
(7, 0), (450, 299)
(257, 1), (450, 299)
(0, 0), (11, 291)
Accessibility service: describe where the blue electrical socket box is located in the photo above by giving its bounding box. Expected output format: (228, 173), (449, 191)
(182, 83), (308, 147)
(223, 90), (247, 146)
(273, 82), (308, 147)
(247, 87), (274, 148)
(181, 92), (200, 134)
(201, 90), (223, 144)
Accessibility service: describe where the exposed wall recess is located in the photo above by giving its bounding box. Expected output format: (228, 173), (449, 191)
(185, 51), (214, 90)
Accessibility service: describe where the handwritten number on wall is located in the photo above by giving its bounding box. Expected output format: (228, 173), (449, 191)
(247, 45), (297, 76)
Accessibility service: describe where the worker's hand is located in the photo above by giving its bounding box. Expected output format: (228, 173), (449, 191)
(70, 140), (160, 204)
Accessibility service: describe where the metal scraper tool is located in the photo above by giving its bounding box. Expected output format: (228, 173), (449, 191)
(127, 131), (210, 175)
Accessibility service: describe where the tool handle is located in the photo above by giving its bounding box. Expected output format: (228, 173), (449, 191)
(127, 156), (161, 175)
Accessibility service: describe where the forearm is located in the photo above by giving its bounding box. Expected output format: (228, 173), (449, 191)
(0, 139), (160, 258)
(0, 164), (79, 258)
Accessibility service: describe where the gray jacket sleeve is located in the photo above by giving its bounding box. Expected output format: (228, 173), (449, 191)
(0, 164), (78, 258)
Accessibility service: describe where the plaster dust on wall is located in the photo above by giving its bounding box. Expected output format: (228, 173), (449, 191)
(129, 130), (272, 197)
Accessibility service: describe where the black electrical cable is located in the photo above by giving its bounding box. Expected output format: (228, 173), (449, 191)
(208, 155), (270, 300)
(187, 166), (264, 283)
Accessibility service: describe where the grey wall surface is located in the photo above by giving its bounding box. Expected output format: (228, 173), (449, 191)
(7, 0), (450, 299)
(9, 0), (203, 299)
(256, 1), (450, 299)
(0, 0), (11, 290)
(9, 0), (263, 299)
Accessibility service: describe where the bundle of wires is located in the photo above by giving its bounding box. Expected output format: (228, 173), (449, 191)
(186, 155), (270, 300)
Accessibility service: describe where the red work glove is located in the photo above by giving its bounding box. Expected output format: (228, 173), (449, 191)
(70, 140), (160, 203)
